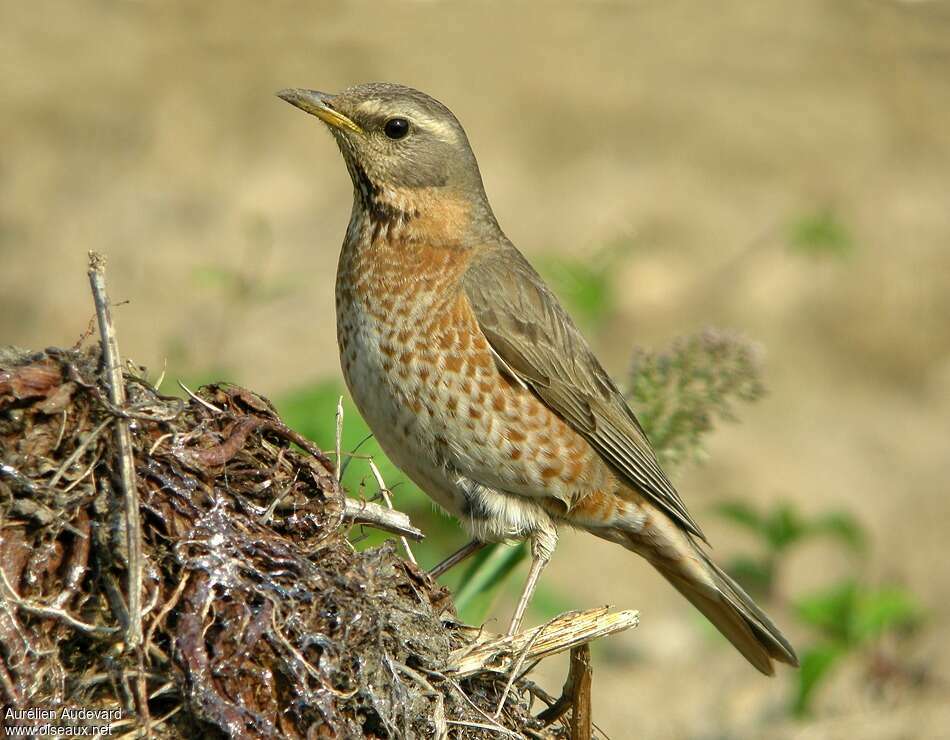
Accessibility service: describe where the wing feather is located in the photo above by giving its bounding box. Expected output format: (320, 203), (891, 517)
(462, 244), (706, 542)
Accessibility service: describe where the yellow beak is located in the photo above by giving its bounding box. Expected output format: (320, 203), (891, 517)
(277, 88), (363, 135)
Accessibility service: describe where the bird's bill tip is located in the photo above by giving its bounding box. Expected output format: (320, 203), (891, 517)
(276, 88), (362, 135)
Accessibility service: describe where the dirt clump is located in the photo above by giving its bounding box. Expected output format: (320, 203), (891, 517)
(0, 345), (566, 738)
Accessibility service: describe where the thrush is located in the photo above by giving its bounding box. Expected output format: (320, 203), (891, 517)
(278, 83), (798, 675)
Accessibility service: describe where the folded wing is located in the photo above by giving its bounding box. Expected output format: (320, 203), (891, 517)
(461, 243), (706, 542)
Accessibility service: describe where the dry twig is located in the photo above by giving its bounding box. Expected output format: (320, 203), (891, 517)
(368, 458), (418, 564)
(87, 252), (144, 651)
(537, 645), (593, 738)
(342, 497), (425, 541)
(334, 396), (344, 481)
(447, 606), (639, 678)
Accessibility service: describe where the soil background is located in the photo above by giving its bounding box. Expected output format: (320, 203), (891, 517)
(3, 2), (949, 737)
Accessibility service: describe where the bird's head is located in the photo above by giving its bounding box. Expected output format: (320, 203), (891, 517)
(278, 83), (495, 228)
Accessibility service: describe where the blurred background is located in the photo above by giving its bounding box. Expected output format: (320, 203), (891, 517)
(3, 1), (949, 737)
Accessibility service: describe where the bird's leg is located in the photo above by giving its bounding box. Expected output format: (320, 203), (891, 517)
(507, 524), (558, 636)
(429, 539), (487, 579)
(507, 553), (547, 636)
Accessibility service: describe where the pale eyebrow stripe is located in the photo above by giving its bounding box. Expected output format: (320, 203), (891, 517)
(354, 100), (459, 144)
(411, 112), (459, 143)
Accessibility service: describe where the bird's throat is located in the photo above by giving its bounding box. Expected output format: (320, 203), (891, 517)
(347, 179), (476, 250)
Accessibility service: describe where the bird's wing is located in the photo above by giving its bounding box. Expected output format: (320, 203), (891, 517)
(461, 243), (706, 541)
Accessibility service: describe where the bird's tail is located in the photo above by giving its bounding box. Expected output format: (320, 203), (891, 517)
(644, 539), (798, 675)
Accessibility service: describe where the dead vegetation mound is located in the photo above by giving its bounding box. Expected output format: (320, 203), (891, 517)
(0, 344), (571, 738)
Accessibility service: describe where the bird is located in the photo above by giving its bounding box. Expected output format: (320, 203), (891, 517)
(278, 82), (798, 675)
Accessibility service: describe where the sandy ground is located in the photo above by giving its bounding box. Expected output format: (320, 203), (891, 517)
(3, 1), (950, 737)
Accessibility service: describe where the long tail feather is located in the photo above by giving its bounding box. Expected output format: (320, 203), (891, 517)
(652, 544), (799, 675)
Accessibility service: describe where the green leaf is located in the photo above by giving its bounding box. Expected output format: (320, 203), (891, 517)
(792, 643), (844, 717)
(278, 381), (394, 492)
(794, 580), (858, 644)
(278, 380), (349, 441)
(763, 503), (807, 551)
(853, 586), (923, 642)
(536, 239), (637, 329)
(191, 265), (240, 289)
(724, 555), (775, 600)
(538, 257), (613, 327)
(529, 583), (574, 624)
(454, 542), (527, 624)
(276, 381), (449, 545)
(809, 511), (867, 553)
(716, 501), (866, 558)
(795, 580), (925, 649)
(714, 501), (765, 534)
(788, 209), (854, 258)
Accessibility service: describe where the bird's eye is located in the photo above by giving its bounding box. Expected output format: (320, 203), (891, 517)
(383, 117), (410, 140)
